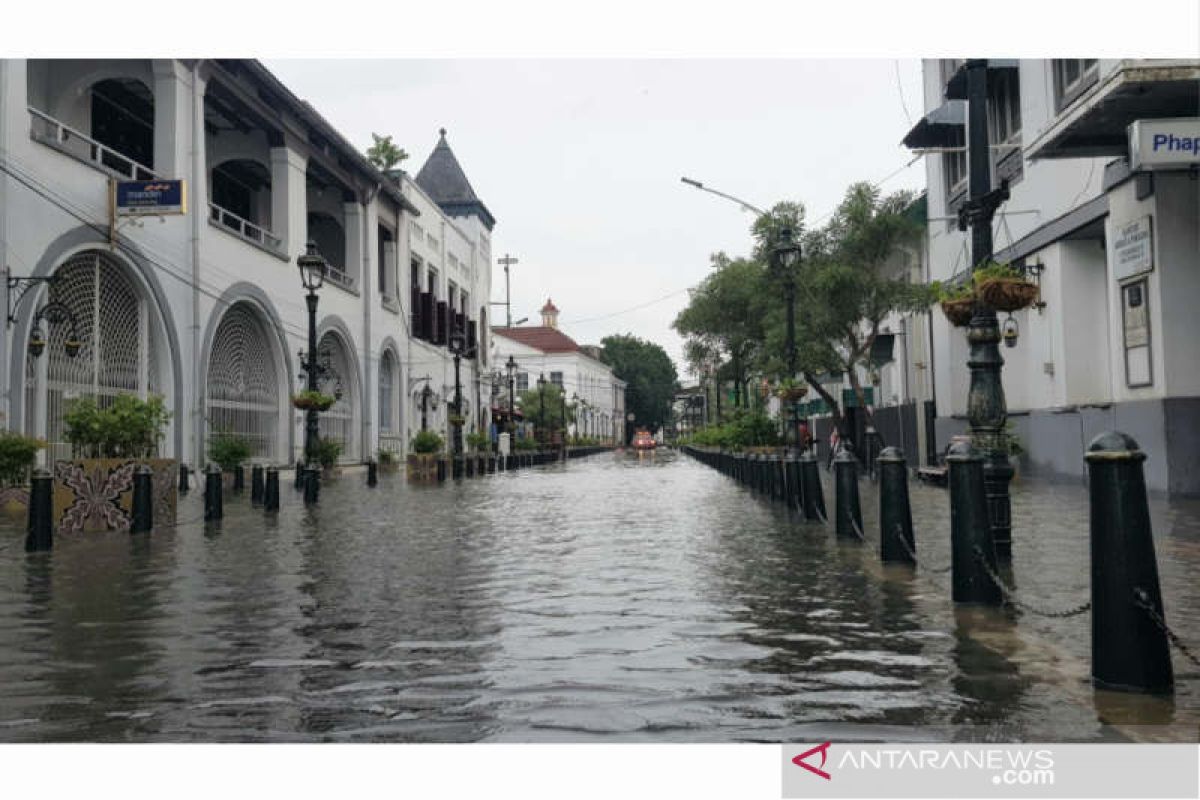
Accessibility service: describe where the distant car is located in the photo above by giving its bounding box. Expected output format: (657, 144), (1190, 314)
(632, 429), (656, 451)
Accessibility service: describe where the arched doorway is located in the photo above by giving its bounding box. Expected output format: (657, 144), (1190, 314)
(205, 302), (285, 461)
(378, 348), (403, 455)
(24, 250), (171, 462)
(317, 331), (358, 462)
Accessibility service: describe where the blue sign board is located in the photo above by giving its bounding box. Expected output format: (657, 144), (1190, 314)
(115, 179), (186, 216)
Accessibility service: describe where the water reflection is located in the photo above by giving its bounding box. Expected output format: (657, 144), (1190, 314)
(0, 454), (1197, 742)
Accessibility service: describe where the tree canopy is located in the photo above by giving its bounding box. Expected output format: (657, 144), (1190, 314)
(517, 381), (575, 434)
(366, 133), (409, 172)
(600, 334), (679, 438)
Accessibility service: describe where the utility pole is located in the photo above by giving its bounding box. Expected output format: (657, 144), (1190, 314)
(496, 254), (518, 328)
(959, 59), (1014, 558)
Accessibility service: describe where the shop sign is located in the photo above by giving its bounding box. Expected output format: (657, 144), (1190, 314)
(1128, 118), (1200, 171)
(1112, 215), (1153, 281)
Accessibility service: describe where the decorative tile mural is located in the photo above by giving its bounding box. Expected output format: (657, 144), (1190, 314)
(52, 459), (178, 533)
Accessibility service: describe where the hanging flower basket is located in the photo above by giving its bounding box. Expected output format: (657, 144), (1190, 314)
(939, 297), (977, 327)
(776, 386), (808, 402)
(976, 278), (1039, 313)
(292, 391), (335, 412)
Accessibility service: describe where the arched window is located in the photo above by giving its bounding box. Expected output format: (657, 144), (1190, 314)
(379, 350), (395, 433)
(26, 250), (165, 462)
(317, 331), (357, 461)
(90, 78), (154, 174)
(206, 303), (282, 461)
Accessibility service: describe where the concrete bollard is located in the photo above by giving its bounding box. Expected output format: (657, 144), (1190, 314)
(251, 464), (265, 505)
(178, 463), (190, 493)
(800, 452), (825, 521)
(367, 460), (378, 487)
(131, 464), (153, 533)
(294, 460), (304, 490)
(834, 449), (863, 540)
(303, 465), (320, 505)
(1086, 431), (1173, 694)
(204, 464), (224, 521)
(232, 464), (244, 493)
(947, 441), (1002, 605)
(264, 466), (280, 512)
(878, 447), (915, 564)
(25, 468), (53, 552)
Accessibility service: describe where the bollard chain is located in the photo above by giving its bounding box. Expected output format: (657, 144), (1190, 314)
(973, 545), (1092, 618)
(895, 525), (953, 574)
(1133, 588), (1200, 669)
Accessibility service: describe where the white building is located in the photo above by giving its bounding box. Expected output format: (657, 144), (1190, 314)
(0, 59), (494, 466)
(491, 300), (626, 443)
(904, 59), (1200, 494)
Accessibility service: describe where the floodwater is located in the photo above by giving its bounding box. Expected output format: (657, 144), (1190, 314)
(0, 450), (1198, 742)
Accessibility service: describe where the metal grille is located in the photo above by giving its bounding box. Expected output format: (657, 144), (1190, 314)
(379, 350), (395, 432)
(206, 303), (281, 461)
(28, 251), (160, 462)
(317, 332), (357, 462)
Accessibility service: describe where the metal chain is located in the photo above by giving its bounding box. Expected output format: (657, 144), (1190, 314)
(1133, 588), (1200, 669)
(895, 525), (953, 574)
(973, 545), (1092, 618)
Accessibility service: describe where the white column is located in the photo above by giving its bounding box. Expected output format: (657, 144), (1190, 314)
(270, 143), (307, 258)
(343, 200), (364, 289)
(152, 60), (190, 179)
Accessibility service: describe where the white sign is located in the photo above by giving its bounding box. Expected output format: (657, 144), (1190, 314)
(1112, 215), (1153, 281)
(1128, 118), (1200, 171)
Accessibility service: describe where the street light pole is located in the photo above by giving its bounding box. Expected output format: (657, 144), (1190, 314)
(771, 227), (803, 452)
(537, 374), (546, 447)
(450, 329), (465, 458)
(506, 355), (517, 435)
(961, 59), (1014, 558)
(496, 254), (518, 328)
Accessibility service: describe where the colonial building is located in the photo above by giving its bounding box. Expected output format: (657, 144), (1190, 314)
(491, 299), (627, 443)
(0, 59), (494, 467)
(903, 59), (1200, 494)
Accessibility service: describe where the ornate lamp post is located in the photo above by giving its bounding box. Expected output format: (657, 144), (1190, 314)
(449, 327), (466, 457)
(537, 373), (547, 446)
(296, 241), (327, 468)
(505, 355), (517, 434)
(769, 225), (803, 451)
(421, 382), (434, 431)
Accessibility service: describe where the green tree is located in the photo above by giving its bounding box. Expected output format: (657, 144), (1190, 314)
(366, 133), (409, 172)
(517, 381), (575, 437)
(599, 334), (679, 440)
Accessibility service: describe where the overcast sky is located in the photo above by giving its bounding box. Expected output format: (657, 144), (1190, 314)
(264, 59), (928, 376)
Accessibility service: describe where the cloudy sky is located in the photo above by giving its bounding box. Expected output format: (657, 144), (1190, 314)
(264, 59), (926, 378)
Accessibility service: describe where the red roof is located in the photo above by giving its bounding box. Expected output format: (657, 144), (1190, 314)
(541, 298), (559, 313)
(493, 326), (580, 353)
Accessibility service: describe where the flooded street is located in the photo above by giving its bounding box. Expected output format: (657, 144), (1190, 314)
(1, 450), (1198, 742)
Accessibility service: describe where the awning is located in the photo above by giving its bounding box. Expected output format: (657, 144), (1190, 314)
(901, 100), (966, 149)
(944, 59), (1019, 100)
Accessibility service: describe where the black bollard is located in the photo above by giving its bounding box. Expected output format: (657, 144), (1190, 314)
(437, 458), (447, 482)
(131, 464), (153, 533)
(787, 456), (805, 512)
(487, 455), (496, 474)
(303, 465), (320, 505)
(367, 460), (378, 487)
(294, 460), (304, 490)
(264, 466), (280, 512)
(947, 441), (1002, 605)
(1086, 431), (1173, 694)
(232, 464), (245, 493)
(800, 452), (825, 521)
(24, 468), (53, 552)
(251, 464), (265, 505)
(878, 447), (915, 564)
(178, 463), (190, 493)
(204, 464), (224, 521)
(834, 449), (863, 540)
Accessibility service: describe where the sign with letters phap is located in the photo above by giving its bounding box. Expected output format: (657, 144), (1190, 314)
(114, 180), (186, 216)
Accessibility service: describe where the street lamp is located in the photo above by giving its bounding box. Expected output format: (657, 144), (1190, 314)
(421, 382), (433, 431)
(297, 241), (327, 479)
(505, 355), (517, 435)
(537, 373), (547, 446)
(770, 225), (803, 451)
(449, 327), (466, 457)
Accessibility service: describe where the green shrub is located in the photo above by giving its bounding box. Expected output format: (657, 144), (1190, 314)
(465, 431), (491, 451)
(377, 448), (397, 465)
(313, 437), (343, 468)
(0, 430), (44, 486)
(410, 429), (444, 454)
(972, 261), (1025, 285)
(208, 432), (250, 471)
(63, 394), (171, 459)
(513, 435), (538, 452)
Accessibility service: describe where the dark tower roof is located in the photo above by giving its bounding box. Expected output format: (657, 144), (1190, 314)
(414, 128), (497, 231)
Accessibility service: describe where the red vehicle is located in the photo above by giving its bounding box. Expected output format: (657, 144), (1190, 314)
(632, 428), (656, 451)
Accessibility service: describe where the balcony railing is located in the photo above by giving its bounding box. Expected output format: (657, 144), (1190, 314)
(208, 203), (284, 253)
(29, 107), (159, 181)
(324, 266), (355, 292)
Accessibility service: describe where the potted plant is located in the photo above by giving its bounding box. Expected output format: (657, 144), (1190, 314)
(407, 429), (444, 483)
(292, 390), (336, 412)
(0, 429), (44, 515)
(59, 394), (175, 533)
(465, 431), (491, 453)
(936, 281), (977, 327)
(208, 432), (250, 487)
(376, 447), (399, 473)
(973, 262), (1039, 313)
(313, 437), (343, 477)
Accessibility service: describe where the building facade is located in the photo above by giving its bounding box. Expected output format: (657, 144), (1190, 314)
(904, 58), (1200, 494)
(491, 300), (626, 443)
(0, 59), (494, 467)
